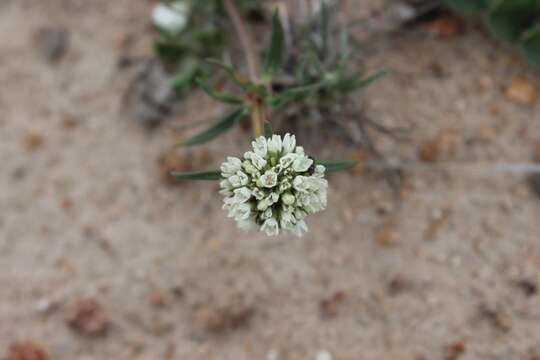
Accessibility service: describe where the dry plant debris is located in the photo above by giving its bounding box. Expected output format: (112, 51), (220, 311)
(424, 208), (452, 241)
(65, 299), (109, 337)
(505, 77), (537, 106)
(375, 219), (397, 247)
(193, 304), (255, 334)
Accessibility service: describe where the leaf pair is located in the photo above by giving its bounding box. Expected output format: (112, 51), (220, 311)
(172, 159), (358, 181)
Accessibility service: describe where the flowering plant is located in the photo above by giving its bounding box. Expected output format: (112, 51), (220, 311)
(170, 2), (376, 236)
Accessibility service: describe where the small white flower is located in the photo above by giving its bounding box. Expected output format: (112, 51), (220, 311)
(279, 153), (297, 169)
(267, 135), (282, 154)
(244, 151), (267, 170)
(259, 170), (278, 188)
(282, 133), (296, 154)
(261, 218), (279, 236)
(282, 193), (295, 206)
(292, 155), (313, 173)
(252, 136), (268, 158)
(220, 133), (328, 237)
(233, 187), (252, 203)
(221, 157), (242, 177)
(152, 1), (190, 35)
(228, 171), (248, 187)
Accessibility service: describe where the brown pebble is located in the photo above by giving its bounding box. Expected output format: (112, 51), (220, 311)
(418, 129), (457, 163)
(66, 299), (109, 337)
(150, 290), (167, 308)
(23, 131), (45, 151)
(375, 220), (396, 247)
(445, 341), (466, 360)
(6, 342), (48, 360)
(320, 291), (346, 318)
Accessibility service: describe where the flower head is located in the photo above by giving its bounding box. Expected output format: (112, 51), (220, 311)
(220, 134), (328, 237)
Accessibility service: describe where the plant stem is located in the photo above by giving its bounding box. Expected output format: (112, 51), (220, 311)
(223, 0), (266, 138)
(223, 0), (260, 81)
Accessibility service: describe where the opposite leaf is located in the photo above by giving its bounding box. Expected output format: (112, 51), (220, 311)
(182, 107), (247, 146)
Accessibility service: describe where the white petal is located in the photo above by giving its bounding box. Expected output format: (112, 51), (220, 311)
(282, 133), (296, 154)
(261, 218), (279, 236)
(292, 155), (313, 173)
(252, 136), (268, 158)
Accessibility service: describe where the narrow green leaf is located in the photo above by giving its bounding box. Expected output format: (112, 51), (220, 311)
(264, 9), (285, 75)
(196, 79), (244, 105)
(444, 0), (491, 14)
(205, 58), (250, 89)
(520, 23), (540, 69)
(317, 160), (358, 173)
(172, 169), (222, 180)
(266, 82), (323, 108)
(264, 122), (274, 138)
(487, 0), (540, 43)
(182, 108), (247, 146)
(354, 70), (388, 89)
(169, 62), (201, 92)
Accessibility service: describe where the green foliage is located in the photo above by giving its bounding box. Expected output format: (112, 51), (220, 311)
(172, 169), (222, 180)
(181, 108), (248, 146)
(317, 160), (358, 173)
(445, 0), (540, 69)
(166, 5), (371, 180)
(521, 24), (540, 69)
(443, 0), (491, 14)
(264, 9), (285, 76)
(487, 0), (540, 43)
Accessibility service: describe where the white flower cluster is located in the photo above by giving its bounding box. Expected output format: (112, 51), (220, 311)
(220, 134), (328, 237)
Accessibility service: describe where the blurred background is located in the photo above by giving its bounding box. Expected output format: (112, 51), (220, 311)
(1, 0), (540, 359)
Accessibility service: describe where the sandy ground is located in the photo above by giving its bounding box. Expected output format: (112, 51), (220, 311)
(1, 0), (540, 359)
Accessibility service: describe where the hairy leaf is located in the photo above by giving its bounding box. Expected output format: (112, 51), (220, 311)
(182, 108), (247, 146)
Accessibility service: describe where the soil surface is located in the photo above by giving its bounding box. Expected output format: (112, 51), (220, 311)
(1, 1), (540, 359)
